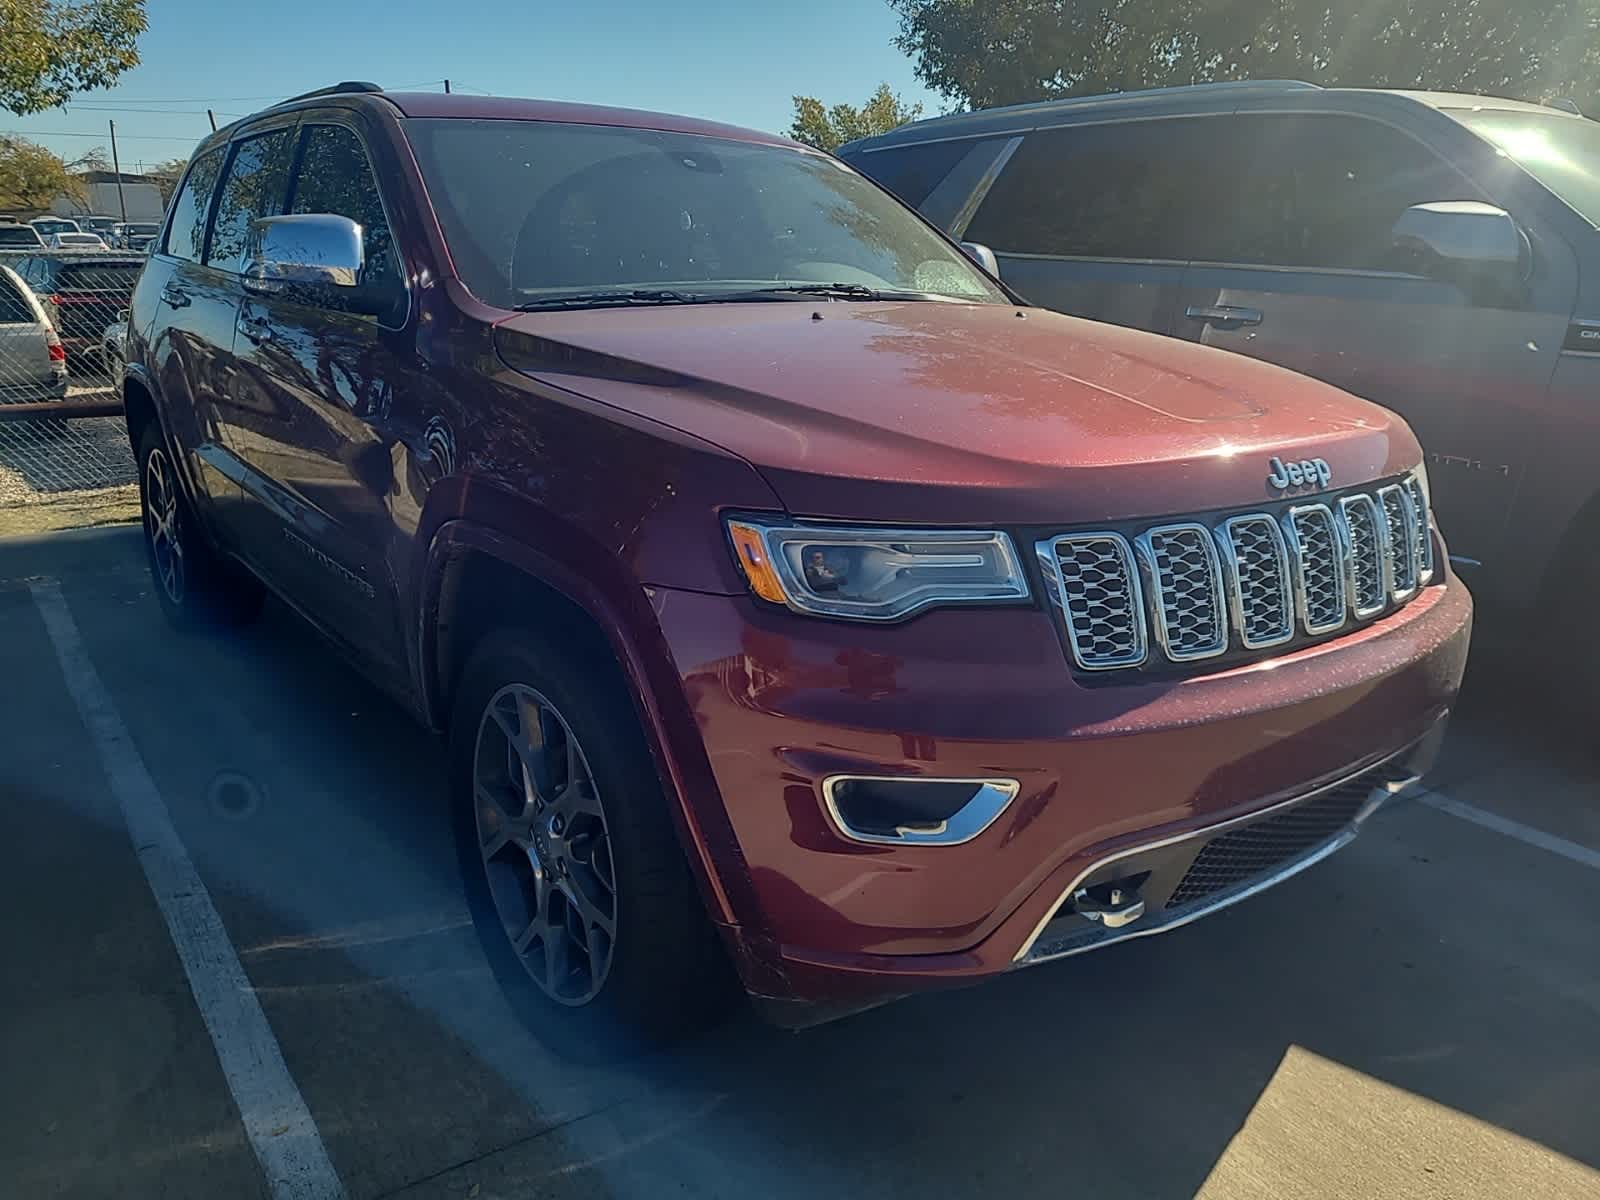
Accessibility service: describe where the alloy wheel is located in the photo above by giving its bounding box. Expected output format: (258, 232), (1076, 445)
(472, 684), (617, 1006)
(143, 445), (185, 605)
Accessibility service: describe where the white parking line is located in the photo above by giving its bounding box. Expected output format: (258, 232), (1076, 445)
(1420, 791), (1600, 872)
(30, 582), (346, 1200)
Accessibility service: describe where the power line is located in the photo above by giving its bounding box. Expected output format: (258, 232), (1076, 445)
(2, 129), (199, 141)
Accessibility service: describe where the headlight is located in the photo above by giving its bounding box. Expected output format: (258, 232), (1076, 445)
(726, 519), (1029, 621)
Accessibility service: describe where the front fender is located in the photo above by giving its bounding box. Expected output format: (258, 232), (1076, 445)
(416, 517), (768, 941)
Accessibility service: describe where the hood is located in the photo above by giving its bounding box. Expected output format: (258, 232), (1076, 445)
(495, 301), (1419, 525)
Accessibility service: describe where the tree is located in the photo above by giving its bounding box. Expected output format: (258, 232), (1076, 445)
(68, 146), (111, 173)
(145, 155), (187, 200)
(1, 0), (147, 115)
(888, 1), (1600, 113)
(0, 135), (83, 210)
(789, 82), (923, 152)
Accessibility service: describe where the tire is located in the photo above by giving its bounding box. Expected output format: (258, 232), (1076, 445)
(449, 627), (731, 1058)
(136, 423), (264, 630)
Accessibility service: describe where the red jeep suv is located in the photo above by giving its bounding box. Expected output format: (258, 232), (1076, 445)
(125, 83), (1471, 1044)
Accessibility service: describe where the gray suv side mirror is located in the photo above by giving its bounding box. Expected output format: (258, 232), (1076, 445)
(960, 241), (1001, 278)
(242, 213), (392, 317)
(1390, 201), (1528, 305)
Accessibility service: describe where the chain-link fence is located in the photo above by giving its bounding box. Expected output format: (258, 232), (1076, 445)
(0, 245), (140, 526)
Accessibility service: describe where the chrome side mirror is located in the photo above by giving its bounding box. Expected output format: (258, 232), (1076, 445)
(1390, 201), (1528, 304)
(960, 241), (1000, 278)
(242, 213), (365, 293)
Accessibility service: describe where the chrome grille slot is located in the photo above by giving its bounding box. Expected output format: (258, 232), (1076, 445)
(1404, 476), (1435, 584)
(1219, 515), (1293, 648)
(1337, 494), (1389, 618)
(1135, 524), (1226, 660)
(1039, 534), (1145, 670)
(1285, 504), (1346, 635)
(1379, 484), (1419, 601)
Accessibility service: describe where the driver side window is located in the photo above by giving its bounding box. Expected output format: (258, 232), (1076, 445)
(288, 125), (402, 302)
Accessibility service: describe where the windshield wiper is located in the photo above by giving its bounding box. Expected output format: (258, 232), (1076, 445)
(513, 289), (701, 311)
(740, 282), (883, 300)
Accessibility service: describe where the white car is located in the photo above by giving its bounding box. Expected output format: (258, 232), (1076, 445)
(0, 264), (68, 402)
(28, 216), (80, 239)
(46, 232), (109, 250)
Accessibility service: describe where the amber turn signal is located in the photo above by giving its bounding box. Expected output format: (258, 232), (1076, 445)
(726, 521), (788, 604)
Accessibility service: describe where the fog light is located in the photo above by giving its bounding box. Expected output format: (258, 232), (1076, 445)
(822, 775), (1020, 846)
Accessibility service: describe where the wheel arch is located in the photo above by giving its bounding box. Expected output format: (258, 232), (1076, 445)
(420, 519), (761, 937)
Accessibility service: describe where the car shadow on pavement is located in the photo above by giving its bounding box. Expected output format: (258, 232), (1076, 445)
(5, 529), (1597, 1199)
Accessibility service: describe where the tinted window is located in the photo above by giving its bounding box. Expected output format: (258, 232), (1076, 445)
(165, 147), (226, 262)
(58, 262), (143, 291)
(406, 118), (1003, 309)
(1208, 115), (1476, 270)
(844, 138), (975, 208)
(289, 125), (400, 296)
(0, 226), (42, 247)
(206, 129), (294, 272)
(965, 120), (1215, 260)
(0, 273), (33, 322)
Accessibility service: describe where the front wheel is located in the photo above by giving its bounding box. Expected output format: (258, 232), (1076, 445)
(137, 423), (263, 630)
(449, 628), (730, 1056)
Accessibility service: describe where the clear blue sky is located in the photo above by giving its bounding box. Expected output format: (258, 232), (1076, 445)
(3, 0), (942, 172)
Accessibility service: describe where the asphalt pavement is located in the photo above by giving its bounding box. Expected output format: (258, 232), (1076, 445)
(2, 525), (1597, 1199)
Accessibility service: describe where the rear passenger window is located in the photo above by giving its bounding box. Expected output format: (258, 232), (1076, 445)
(965, 120), (1218, 260)
(1209, 115), (1477, 272)
(164, 147), (225, 263)
(846, 139), (976, 208)
(0, 274), (33, 322)
(289, 125), (401, 300)
(207, 128), (294, 273)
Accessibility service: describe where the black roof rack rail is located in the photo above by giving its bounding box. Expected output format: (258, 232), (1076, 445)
(276, 81), (384, 106)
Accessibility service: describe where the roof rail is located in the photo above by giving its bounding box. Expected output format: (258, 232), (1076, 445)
(276, 81), (384, 106)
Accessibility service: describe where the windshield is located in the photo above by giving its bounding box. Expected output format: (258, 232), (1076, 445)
(33, 219), (76, 235)
(1451, 108), (1600, 226)
(0, 227), (40, 246)
(127, 223), (159, 235)
(404, 118), (1004, 309)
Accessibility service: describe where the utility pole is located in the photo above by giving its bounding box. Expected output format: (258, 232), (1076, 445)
(207, 109), (218, 132)
(108, 120), (128, 222)
(443, 79), (451, 93)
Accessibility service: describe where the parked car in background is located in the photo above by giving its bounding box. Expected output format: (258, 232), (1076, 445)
(841, 81), (1598, 647)
(29, 216), (80, 239)
(111, 221), (160, 251)
(14, 252), (144, 370)
(0, 222), (44, 249)
(81, 215), (119, 237)
(46, 232), (109, 250)
(0, 264), (68, 402)
(125, 82), (1470, 1048)
(99, 308), (128, 381)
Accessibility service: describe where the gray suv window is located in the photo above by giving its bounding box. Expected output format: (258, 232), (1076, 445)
(964, 119), (1220, 261)
(1208, 114), (1477, 272)
(844, 138), (977, 208)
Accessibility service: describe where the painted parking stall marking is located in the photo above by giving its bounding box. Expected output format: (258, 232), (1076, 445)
(1420, 791), (1600, 872)
(30, 581), (346, 1200)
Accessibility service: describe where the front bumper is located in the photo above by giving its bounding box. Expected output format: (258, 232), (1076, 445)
(650, 570), (1471, 1008)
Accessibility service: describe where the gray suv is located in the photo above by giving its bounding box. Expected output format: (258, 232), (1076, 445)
(841, 80), (1600, 649)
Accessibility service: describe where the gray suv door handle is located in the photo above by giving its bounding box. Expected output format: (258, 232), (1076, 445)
(1185, 304), (1262, 327)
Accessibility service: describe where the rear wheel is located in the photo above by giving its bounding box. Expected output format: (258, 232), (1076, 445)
(449, 628), (730, 1057)
(137, 423), (263, 630)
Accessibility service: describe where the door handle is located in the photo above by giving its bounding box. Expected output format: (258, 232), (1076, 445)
(238, 311), (274, 345)
(160, 283), (191, 309)
(1185, 304), (1262, 327)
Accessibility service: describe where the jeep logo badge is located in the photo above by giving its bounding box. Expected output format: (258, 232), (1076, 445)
(1267, 456), (1332, 491)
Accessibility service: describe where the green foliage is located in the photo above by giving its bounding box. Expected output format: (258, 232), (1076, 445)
(0, 135), (82, 209)
(790, 82), (924, 152)
(0, 0), (147, 115)
(888, 0), (1600, 112)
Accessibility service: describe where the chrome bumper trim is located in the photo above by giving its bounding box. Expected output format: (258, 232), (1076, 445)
(1013, 748), (1427, 966)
